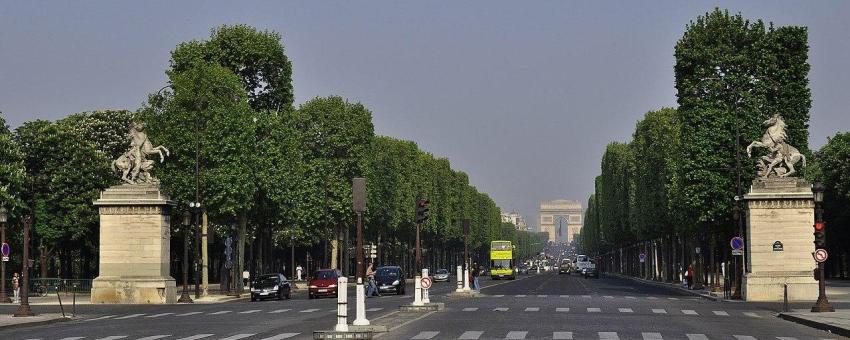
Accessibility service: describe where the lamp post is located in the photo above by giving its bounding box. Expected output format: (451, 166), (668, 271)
(0, 207), (10, 303)
(178, 210), (193, 303)
(190, 202), (202, 299)
(811, 182), (834, 312)
(14, 216), (34, 317)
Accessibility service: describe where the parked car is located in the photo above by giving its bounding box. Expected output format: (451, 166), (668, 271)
(250, 273), (292, 302)
(308, 269), (342, 299)
(375, 266), (405, 295)
(432, 269), (450, 282)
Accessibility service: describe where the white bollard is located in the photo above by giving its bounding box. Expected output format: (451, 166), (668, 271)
(413, 275), (423, 306)
(353, 277), (369, 326)
(463, 265), (471, 292)
(455, 265), (463, 292)
(335, 276), (348, 332)
(422, 268), (430, 304)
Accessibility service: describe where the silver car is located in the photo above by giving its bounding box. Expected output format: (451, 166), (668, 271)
(432, 269), (450, 282)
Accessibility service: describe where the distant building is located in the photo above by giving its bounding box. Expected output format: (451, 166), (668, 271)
(500, 211), (528, 231)
(539, 200), (583, 244)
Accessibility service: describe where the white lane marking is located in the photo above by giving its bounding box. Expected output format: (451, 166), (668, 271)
(58, 338), (85, 340)
(733, 336), (757, 340)
(299, 308), (320, 313)
(458, 331), (483, 339)
(494, 294), (505, 297)
(269, 309), (291, 314)
(599, 332), (620, 340)
(515, 294), (527, 297)
(625, 296), (637, 299)
(219, 335), (255, 340)
(176, 311), (203, 316)
(642, 333), (663, 340)
(524, 307), (539, 312)
(713, 310), (729, 316)
(582, 295), (592, 298)
(556, 307), (570, 312)
(506, 331), (528, 339)
(603, 295), (614, 298)
(174, 335), (213, 340)
(146, 312), (174, 318)
(411, 331), (440, 339)
(238, 310), (261, 314)
(537, 294), (547, 297)
(258, 333), (300, 340)
(114, 313), (145, 320)
(743, 312), (762, 318)
(137, 336), (171, 340)
(652, 308), (667, 314)
(494, 307), (508, 312)
(686, 335), (709, 340)
(85, 315), (117, 321)
(208, 311), (231, 315)
(462, 307), (478, 312)
(560, 294), (569, 298)
(587, 307), (601, 312)
(553, 332), (574, 339)
(668, 297), (679, 300)
(618, 308), (633, 313)
(96, 337), (128, 340)
(682, 309), (699, 315)
(366, 307), (383, 312)
(777, 337), (798, 340)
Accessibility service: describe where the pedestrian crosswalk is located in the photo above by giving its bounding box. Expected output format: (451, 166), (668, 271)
(453, 306), (767, 317)
(36, 334), (302, 340)
(82, 305), (392, 323)
(406, 331), (814, 339)
(493, 293), (702, 301)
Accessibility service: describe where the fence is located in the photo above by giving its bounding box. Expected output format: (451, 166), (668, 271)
(29, 278), (92, 296)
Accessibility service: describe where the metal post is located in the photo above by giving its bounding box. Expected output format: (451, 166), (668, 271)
(415, 221), (421, 274)
(0, 217), (10, 303)
(811, 196), (834, 312)
(202, 211), (209, 297)
(194, 208), (201, 299)
(178, 218), (193, 303)
(422, 268), (430, 304)
(14, 216), (34, 317)
(462, 219), (470, 290)
(413, 274), (423, 306)
(353, 210), (369, 326)
(335, 276), (349, 332)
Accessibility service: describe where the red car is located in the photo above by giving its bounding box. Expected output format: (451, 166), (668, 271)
(308, 269), (342, 299)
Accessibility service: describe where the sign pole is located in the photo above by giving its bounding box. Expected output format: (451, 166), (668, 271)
(352, 178), (370, 326)
(0, 216), (11, 303)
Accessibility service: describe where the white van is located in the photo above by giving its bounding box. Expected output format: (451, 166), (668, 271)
(574, 254), (591, 273)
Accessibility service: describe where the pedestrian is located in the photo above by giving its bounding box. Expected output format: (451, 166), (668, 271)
(686, 264), (694, 290)
(12, 272), (20, 303)
(471, 263), (480, 291)
(366, 262), (379, 297)
(296, 264), (303, 281)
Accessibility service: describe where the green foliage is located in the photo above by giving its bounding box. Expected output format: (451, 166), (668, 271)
(815, 132), (850, 250)
(59, 110), (136, 161)
(630, 108), (679, 239)
(0, 113), (27, 214)
(598, 142), (634, 247)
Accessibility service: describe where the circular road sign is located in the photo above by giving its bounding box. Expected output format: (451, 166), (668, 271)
(0, 242), (9, 257)
(639, 252), (646, 262)
(814, 249), (828, 263)
(421, 277), (432, 289)
(730, 237), (744, 250)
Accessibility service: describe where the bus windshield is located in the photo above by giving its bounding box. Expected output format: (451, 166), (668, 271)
(491, 259), (511, 269)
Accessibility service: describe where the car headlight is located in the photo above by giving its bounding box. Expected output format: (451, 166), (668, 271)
(251, 288), (260, 292)
(271, 285), (279, 291)
(309, 285), (318, 289)
(328, 284), (337, 288)
(392, 280), (400, 286)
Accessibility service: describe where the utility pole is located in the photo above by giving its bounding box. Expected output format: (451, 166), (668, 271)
(352, 178), (369, 326)
(14, 216), (34, 317)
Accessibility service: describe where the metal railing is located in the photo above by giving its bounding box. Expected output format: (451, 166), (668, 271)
(29, 278), (92, 296)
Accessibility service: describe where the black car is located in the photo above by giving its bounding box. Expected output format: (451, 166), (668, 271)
(583, 265), (599, 279)
(250, 273), (292, 301)
(375, 266), (405, 295)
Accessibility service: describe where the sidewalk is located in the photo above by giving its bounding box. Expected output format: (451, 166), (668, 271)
(606, 273), (727, 302)
(779, 309), (850, 338)
(0, 313), (72, 330)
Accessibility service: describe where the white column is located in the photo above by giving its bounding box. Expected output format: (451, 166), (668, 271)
(463, 265), (471, 292)
(335, 276), (348, 332)
(353, 277), (369, 326)
(422, 268), (430, 304)
(455, 265), (463, 292)
(413, 275), (423, 306)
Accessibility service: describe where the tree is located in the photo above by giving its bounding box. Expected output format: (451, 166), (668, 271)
(814, 132), (850, 278)
(598, 142), (634, 248)
(59, 110), (136, 161)
(629, 108), (679, 240)
(0, 113), (26, 215)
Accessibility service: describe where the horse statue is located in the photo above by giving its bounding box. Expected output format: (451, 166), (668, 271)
(746, 114), (806, 178)
(112, 123), (169, 184)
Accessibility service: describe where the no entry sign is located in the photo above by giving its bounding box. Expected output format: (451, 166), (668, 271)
(420, 277), (432, 289)
(814, 249), (828, 263)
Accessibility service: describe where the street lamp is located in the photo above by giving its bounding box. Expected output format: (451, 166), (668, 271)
(178, 210), (193, 303)
(190, 201), (202, 299)
(0, 206), (10, 303)
(14, 216), (34, 317)
(810, 182), (834, 312)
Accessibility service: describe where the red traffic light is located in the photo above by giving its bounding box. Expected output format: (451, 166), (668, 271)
(814, 222), (825, 231)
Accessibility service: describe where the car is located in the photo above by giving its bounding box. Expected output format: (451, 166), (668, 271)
(583, 263), (599, 279)
(250, 273), (292, 301)
(558, 260), (573, 275)
(308, 269), (342, 299)
(516, 265), (529, 275)
(375, 266), (405, 295)
(432, 269), (450, 282)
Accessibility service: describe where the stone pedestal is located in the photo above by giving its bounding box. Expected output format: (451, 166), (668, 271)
(743, 178), (818, 302)
(91, 184), (176, 304)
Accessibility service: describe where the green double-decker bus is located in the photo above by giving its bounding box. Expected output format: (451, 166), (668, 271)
(490, 240), (515, 280)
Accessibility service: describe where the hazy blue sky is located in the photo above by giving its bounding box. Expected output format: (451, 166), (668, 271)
(2, 1), (848, 229)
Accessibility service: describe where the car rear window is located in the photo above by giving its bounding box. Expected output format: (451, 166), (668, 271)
(377, 268), (399, 277)
(314, 270), (337, 279)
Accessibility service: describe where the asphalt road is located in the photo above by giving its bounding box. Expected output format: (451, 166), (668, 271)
(0, 273), (842, 340)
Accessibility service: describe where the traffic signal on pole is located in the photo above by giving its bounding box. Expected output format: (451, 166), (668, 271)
(814, 222), (826, 249)
(416, 199), (429, 224)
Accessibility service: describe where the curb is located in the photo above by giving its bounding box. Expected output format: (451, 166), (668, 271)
(606, 273), (723, 302)
(778, 313), (850, 338)
(0, 316), (73, 331)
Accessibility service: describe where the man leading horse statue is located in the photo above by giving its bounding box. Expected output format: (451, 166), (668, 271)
(746, 114), (806, 178)
(112, 122), (169, 184)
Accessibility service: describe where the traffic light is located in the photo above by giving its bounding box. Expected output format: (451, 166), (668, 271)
(415, 199), (429, 224)
(814, 222), (826, 248)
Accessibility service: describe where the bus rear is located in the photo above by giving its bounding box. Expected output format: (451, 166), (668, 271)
(490, 240), (515, 280)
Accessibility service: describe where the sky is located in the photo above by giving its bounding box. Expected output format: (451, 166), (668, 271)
(2, 1), (849, 230)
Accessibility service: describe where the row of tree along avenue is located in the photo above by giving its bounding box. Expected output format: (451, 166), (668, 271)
(0, 24), (547, 287)
(578, 8), (850, 289)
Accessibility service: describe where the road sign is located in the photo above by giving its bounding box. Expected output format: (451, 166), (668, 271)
(814, 249), (828, 263)
(730, 236), (744, 250)
(1, 257), (8, 262)
(1, 242), (9, 257)
(639, 252), (646, 263)
(420, 277), (432, 289)
(732, 249), (743, 256)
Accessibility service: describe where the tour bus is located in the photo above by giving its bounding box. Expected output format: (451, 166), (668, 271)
(490, 240), (516, 280)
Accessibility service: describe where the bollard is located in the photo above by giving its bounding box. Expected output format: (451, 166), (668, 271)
(334, 276), (348, 332)
(455, 265), (463, 292)
(56, 285), (65, 318)
(413, 275), (423, 306)
(422, 269), (430, 304)
(353, 277), (369, 326)
(783, 283), (789, 313)
(463, 266), (471, 292)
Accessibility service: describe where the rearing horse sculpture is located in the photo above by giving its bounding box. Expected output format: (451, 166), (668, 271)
(746, 114), (806, 178)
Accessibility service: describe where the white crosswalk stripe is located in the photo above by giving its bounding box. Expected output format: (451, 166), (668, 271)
(667, 297), (679, 300)
(642, 332), (663, 340)
(682, 309), (699, 315)
(258, 333), (299, 340)
(713, 310), (729, 316)
(599, 332), (620, 340)
(625, 296), (637, 299)
(652, 308), (667, 314)
(366, 307), (383, 312)
(553, 331), (573, 339)
(114, 313), (145, 320)
(136, 336), (171, 340)
(556, 307), (570, 312)
(96, 337), (127, 340)
(515, 294), (526, 297)
(219, 334), (255, 340)
(587, 307), (601, 312)
(146, 312), (174, 318)
(743, 312), (761, 318)
(85, 315), (117, 321)
(686, 335), (709, 340)
(777, 337), (799, 340)
(505, 331), (528, 339)
(537, 294), (547, 297)
(458, 331), (483, 339)
(618, 308), (633, 313)
(559, 294), (569, 298)
(411, 331), (440, 339)
(494, 307), (509, 312)
(494, 294), (505, 297)
(462, 307), (478, 312)
(603, 295), (614, 298)
(208, 311), (231, 315)
(269, 309), (290, 314)
(733, 336), (757, 340)
(58, 338), (85, 340)
(174, 335), (213, 340)
(524, 307), (539, 312)
(239, 309), (261, 314)
(300, 308), (320, 313)
(176, 311), (203, 316)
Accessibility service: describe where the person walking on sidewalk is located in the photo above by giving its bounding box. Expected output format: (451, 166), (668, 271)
(366, 262), (380, 297)
(686, 264), (694, 290)
(12, 272), (20, 303)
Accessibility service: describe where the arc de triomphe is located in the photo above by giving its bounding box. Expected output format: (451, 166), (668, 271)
(539, 199), (583, 244)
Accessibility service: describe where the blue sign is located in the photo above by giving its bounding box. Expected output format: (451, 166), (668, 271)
(1, 242), (9, 257)
(730, 237), (744, 250)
